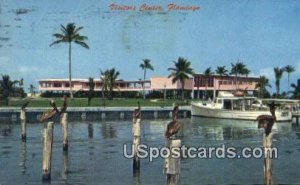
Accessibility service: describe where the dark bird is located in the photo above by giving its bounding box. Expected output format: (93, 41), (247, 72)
(165, 106), (180, 139)
(39, 100), (60, 122)
(60, 96), (68, 114)
(133, 101), (141, 119)
(257, 101), (277, 136)
(21, 100), (30, 110)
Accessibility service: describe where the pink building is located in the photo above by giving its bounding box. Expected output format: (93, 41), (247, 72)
(38, 74), (259, 99)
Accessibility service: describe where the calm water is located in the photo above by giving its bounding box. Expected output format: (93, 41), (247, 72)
(0, 117), (300, 185)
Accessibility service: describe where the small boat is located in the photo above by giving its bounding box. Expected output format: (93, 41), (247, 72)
(191, 91), (292, 122)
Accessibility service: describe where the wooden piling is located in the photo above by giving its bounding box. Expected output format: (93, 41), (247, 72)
(20, 109), (26, 142)
(164, 139), (181, 185)
(88, 123), (94, 139)
(133, 103), (141, 173)
(60, 113), (68, 151)
(132, 116), (141, 172)
(263, 133), (273, 185)
(42, 121), (54, 181)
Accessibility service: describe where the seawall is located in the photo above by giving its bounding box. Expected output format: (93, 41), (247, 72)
(0, 106), (191, 123)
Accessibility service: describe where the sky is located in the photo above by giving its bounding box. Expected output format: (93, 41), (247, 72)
(0, 0), (300, 93)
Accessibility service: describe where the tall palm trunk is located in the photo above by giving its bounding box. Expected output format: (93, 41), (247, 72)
(276, 80), (280, 97)
(69, 43), (73, 99)
(235, 73), (237, 90)
(181, 80), (185, 100)
(143, 68), (146, 99)
(196, 77), (200, 99)
(205, 77), (208, 100)
(218, 76), (222, 97)
(288, 74), (290, 93)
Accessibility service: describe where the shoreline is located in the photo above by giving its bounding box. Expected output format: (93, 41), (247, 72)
(0, 106), (191, 123)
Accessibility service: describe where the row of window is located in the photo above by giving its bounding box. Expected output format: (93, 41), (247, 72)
(40, 82), (151, 89)
(193, 78), (254, 87)
(219, 80), (253, 85)
(40, 82), (71, 88)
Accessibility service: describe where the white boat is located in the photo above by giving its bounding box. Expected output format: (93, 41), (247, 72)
(191, 91), (292, 122)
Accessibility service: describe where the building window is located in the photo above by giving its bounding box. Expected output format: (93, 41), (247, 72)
(53, 83), (62, 87)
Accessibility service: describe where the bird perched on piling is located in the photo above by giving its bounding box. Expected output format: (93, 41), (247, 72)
(133, 102), (141, 119)
(60, 96), (68, 114)
(165, 106), (181, 139)
(21, 100), (30, 110)
(39, 100), (60, 122)
(257, 101), (277, 136)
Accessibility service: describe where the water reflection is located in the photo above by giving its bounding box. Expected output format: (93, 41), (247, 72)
(133, 170), (140, 185)
(190, 117), (293, 140)
(101, 122), (117, 139)
(61, 151), (69, 181)
(292, 123), (300, 140)
(0, 124), (12, 137)
(19, 142), (27, 175)
(88, 123), (93, 139)
(0, 119), (299, 184)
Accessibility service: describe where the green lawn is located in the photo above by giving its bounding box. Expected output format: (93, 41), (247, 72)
(3, 98), (190, 108)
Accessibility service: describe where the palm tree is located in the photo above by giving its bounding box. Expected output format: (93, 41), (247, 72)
(87, 77), (95, 106)
(284, 65), (295, 93)
(168, 57), (194, 100)
(139, 59), (154, 99)
(108, 68), (120, 100)
(255, 76), (271, 98)
(274, 67), (285, 97)
(18, 78), (24, 88)
(0, 75), (17, 105)
(230, 62), (239, 90)
(101, 68), (120, 100)
(28, 84), (36, 96)
(242, 68), (251, 77)
(230, 62), (248, 90)
(290, 82), (300, 99)
(203, 67), (214, 100)
(50, 23), (89, 99)
(100, 70), (109, 106)
(215, 66), (228, 91)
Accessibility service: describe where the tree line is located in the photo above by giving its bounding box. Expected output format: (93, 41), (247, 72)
(2, 22), (298, 105)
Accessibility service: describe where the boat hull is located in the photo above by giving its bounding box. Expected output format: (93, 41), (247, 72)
(191, 103), (292, 122)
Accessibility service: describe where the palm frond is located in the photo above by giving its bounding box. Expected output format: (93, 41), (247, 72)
(49, 39), (64, 47)
(74, 40), (89, 49)
(52, 33), (65, 39)
(74, 26), (84, 34)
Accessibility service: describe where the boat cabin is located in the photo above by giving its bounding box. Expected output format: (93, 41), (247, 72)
(213, 91), (266, 111)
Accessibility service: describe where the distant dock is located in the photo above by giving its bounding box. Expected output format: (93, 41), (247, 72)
(0, 106), (191, 123)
